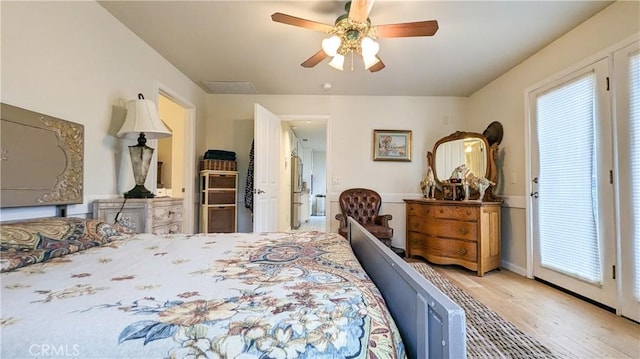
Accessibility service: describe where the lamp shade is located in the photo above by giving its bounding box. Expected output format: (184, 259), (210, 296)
(361, 37), (380, 57)
(321, 35), (341, 57)
(328, 54), (345, 71)
(117, 94), (171, 140)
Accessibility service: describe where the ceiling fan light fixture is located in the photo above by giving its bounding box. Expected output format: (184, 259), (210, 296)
(321, 35), (341, 57)
(361, 36), (379, 57)
(329, 54), (345, 71)
(363, 53), (380, 70)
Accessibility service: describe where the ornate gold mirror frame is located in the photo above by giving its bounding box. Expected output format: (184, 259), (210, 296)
(427, 131), (500, 201)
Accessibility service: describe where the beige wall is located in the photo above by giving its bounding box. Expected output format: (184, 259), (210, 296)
(1, 1), (207, 220)
(2, 1), (636, 274)
(206, 95), (469, 241)
(466, 1), (640, 273)
(158, 95), (186, 196)
(206, 1), (639, 272)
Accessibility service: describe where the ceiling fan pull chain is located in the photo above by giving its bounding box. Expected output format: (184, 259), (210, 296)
(351, 51), (355, 71)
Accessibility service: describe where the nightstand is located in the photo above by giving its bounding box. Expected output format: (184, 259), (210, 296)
(93, 197), (183, 234)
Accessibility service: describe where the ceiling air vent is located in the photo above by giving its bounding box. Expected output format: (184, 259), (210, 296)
(201, 81), (256, 94)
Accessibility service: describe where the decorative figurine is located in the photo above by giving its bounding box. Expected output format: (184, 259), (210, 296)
(420, 152), (436, 199)
(452, 164), (495, 201)
(420, 166), (436, 199)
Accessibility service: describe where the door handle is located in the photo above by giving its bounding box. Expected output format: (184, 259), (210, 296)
(530, 192), (539, 198)
(254, 189), (265, 194)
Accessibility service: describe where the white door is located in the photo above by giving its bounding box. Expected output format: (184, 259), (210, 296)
(253, 104), (280, 232)
(529, 58), (617, 308)
(613, 41), (640, 321)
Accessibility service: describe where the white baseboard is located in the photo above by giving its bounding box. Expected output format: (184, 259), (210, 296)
(501, 260), (527, 276)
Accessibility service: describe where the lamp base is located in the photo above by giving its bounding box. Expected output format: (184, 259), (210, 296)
(124, 184), (155, 199)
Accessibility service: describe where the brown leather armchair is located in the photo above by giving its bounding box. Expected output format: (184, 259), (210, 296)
(335, 188), (393, 247)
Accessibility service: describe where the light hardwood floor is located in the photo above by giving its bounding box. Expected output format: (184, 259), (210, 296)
(425, 262), (640, 358)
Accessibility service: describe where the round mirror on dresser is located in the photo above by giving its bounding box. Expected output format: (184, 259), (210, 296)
(405, 126), (503, 276)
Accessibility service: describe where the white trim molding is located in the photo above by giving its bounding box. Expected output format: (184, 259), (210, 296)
(497, 195), (527, 209)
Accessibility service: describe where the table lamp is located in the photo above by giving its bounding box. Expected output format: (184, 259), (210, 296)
(117, 94), (171, 198)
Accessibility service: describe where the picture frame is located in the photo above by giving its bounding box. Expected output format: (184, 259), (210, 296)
(373, 129), (412, 161)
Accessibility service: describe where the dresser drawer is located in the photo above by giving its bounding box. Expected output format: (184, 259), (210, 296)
(426, 237), (477, 262)
(407, 215), (429, 233)
(426, 219), (477, 241)
(432, 205), (477, 221)
(207, 174), (237, 189)
(152, 204), (183, 224)
(205, 206), (235, 233)
(153, 222), (181, 235)
(407, 203), (432, 217)
(408, 232), (429, 250)
(206, 190), (236, 205)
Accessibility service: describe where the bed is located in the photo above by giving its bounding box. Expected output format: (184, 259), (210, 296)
(0, 103), (466, 358)
(0, 216), (466, 358)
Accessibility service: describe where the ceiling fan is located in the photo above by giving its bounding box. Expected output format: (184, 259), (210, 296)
(271, 0), (439, 72)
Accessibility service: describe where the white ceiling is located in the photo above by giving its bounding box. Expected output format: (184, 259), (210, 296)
(98, 0), (613, 151)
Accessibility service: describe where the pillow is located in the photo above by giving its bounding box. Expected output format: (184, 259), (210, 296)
(0, 217), (126, 272)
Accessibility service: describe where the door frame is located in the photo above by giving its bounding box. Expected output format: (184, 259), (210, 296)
(525, 38), (631, 279)
(524, 35), (639, 314)
(154, 82), (196, 234)
(278, 114), (331, 232)
(612, 39), (640, 321)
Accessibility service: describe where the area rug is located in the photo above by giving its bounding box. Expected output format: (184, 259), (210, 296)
(409, 262), (558, 359)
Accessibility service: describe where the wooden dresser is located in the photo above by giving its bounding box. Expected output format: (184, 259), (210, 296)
(93, 197), (183, 234)
(404, 199), (501, 276)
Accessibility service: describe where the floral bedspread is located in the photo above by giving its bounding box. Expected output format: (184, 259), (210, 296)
(1, 230), (405, 358)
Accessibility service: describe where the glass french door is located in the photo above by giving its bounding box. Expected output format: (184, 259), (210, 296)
(613, 41), (640, 322)
(529, 58), (617, 308)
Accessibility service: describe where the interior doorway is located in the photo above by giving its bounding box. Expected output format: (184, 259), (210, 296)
(155, 87), (196, 233)
(157, 94), (185, 198)
(281, 116), (329, 232)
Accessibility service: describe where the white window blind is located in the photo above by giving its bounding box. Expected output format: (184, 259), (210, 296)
(536, 73), (602, 284)
(629, 51), (640, 301)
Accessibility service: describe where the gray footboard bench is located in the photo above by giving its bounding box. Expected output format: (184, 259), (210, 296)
(348, 218), (467, 359)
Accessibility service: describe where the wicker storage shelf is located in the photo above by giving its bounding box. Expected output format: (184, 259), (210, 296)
(199, 159), (237, 171)
(200, 170), (237, 233)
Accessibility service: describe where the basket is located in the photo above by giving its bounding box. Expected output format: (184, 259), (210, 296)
(200, 159), (237, 171)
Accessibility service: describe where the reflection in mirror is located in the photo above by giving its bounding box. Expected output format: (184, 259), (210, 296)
(435, 138), (486, 181)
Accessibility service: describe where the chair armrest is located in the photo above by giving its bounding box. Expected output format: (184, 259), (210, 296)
(335, 213), (347, 228)
(374, 214), (393, 227)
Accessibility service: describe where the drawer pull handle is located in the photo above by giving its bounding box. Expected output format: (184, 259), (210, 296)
(458, 247), (467, 255)
(459, 228), (469, 235)
(439, 209), (443, 213)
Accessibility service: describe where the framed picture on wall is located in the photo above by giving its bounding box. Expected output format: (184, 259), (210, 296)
(373, 129), (412, 161)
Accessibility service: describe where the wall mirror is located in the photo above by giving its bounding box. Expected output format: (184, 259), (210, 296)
(428, 130), (500, 201)
(434, 136), (487, 180)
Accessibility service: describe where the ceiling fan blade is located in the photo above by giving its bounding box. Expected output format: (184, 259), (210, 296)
(348, 0), (375, 23)
(271, 12), (334, 32)
(368, 57), (385, 73)
(301, 50), (328, 68)
(374, 20), (439, 38)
